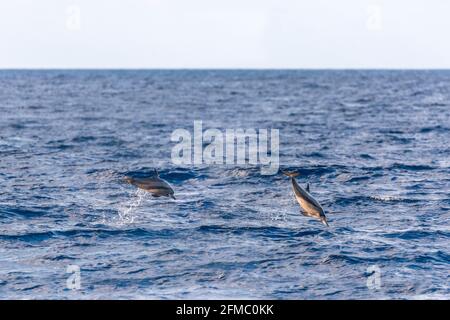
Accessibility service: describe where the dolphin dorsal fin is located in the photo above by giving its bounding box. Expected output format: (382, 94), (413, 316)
(306, 183), (310, 192)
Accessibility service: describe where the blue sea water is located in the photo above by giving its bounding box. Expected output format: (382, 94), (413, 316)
(0, 70), (449, 299)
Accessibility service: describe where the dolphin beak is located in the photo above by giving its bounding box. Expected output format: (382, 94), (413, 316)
(170, 195), (176, 200)
(322, 218), (329, 227)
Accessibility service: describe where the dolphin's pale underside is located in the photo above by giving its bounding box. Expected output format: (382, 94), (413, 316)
(283, 171), (329, 226)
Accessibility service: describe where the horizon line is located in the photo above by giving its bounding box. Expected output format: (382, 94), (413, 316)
(1, 67), (450, 71)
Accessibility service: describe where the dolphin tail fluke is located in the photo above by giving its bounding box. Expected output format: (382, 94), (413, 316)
(282, 171), (299, 178)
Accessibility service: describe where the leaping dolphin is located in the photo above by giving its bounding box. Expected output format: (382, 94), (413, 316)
(283, 171), (329, 226)
(125, 171), (175, 199)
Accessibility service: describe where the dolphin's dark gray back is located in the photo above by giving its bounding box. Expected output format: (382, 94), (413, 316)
(128, 176), (172, 190)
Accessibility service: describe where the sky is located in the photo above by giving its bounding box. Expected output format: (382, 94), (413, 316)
(1, 0), (450, 69)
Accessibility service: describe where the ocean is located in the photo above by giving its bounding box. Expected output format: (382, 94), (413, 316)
(0, 70), (449, 299)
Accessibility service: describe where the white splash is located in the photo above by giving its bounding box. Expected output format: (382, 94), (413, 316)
(117, 189), (148, 225)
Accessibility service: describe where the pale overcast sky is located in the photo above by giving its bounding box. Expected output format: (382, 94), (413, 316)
(1, 0), (450, 68)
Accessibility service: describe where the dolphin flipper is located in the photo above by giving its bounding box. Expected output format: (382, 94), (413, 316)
(306, 183), (310, 192)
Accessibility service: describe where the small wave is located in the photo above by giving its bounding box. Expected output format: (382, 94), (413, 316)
(415, 251), (450, 264)
(322, 254), (367, 264)
(302, 82), (329, 90)
(27, 104), (45, 110)
(123, 167), (203, 183)
(44, 254), (77, 261)
(196, 225), (323, 239)
(359, 154), (375, 160)
(85, 168), (122, 181)
(164, 169), (204, 182)
(20, 285), (43, 291)
(419, 125), (449, 133)
(389, 163), (435, 171)
(334, 194), (421, 206)
(411, 90), (425, 97)
(0, 206), (49, 218)
(354, 97), (373, 104)
(0, 231), (55, 242)
(0, 227), (182, 243)
(71, 136), (97, 143)
(427, 102), (447, 107)
(383, 230), (450, 240)
(97, 136), (127, 147)
(369, 195), (420, 203)
(126, 268), (147, 275)
(345, 175), (371, 183)
(304, 152), (326, 158)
